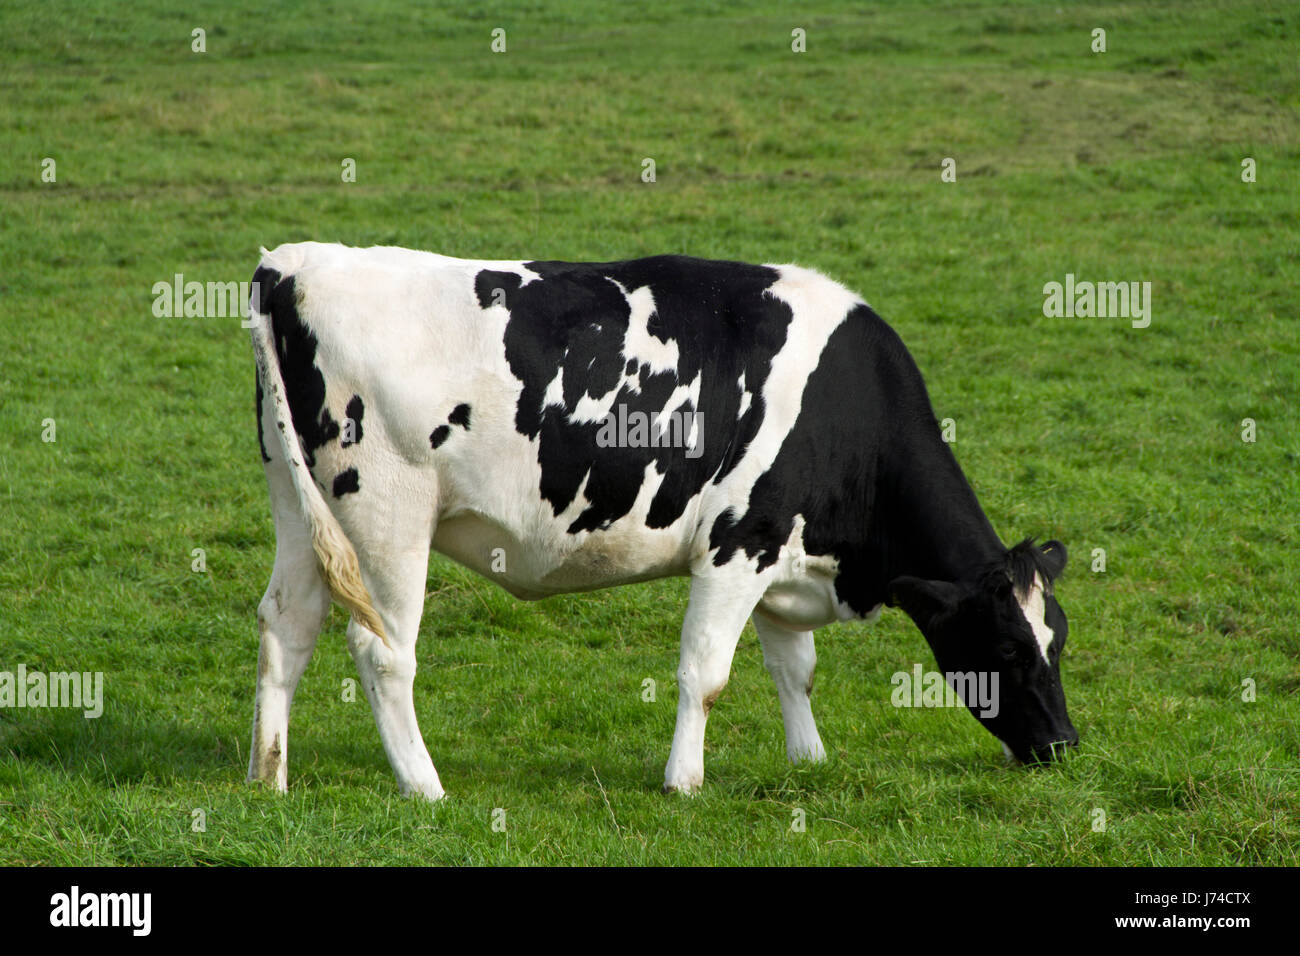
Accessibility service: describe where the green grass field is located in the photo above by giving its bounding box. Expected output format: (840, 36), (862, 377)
(1, 0), (1297, 865)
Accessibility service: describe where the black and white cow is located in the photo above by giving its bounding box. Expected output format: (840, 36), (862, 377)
(246, 241), (1077, 799)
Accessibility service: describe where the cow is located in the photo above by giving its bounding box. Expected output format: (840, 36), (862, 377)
(245, 241), (1078, 800)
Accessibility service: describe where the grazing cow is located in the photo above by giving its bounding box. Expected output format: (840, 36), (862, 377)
(246, 241), (1077, 799)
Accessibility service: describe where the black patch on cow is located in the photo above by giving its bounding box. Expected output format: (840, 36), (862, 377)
(260, 270), (340, 469)
(251, 266), (283, 465)
(708, 304), (1004, 612)
(475, 256), (793, 534)
(429, 425), (451, 449)
(448, 403), (472, 429)
(342, 394), (365, 447)
(255, 372), (271, 462)
(250, 265), (281, 319)
(332, 467), (360, 497)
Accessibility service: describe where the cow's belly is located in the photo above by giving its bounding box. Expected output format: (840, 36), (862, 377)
(431, 511), (693, 600)
(755, 571), (873, 631)
(748, 519), (882, 630)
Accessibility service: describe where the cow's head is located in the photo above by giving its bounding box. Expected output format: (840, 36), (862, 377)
(889, 539), (1077, 764)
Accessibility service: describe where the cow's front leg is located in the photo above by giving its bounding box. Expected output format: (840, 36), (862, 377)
(752, 612), (826, 763)
(664, 572), (768, 794)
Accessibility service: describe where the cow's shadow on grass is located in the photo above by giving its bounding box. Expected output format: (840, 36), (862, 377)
(4, 701), (1067, 805)
(2, 705), (1032, 799)
(0, 705), (658, 796)
(293, 735), (665, 797)
(0, 705), (252, 789)
(12, 695), (1016, 799)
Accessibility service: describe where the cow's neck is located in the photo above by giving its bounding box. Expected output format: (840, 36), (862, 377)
(868, 436), (1005, 591)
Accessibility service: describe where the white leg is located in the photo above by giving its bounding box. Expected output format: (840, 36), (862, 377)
(249, 469), (330, 791)
(752, 611), (826, 763)
(664, 572), (768, 794)
(343, 516), (444, 801)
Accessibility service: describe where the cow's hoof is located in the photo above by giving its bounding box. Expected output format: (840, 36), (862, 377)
(787, 742), (827, 764)
(662, 780), (702, 795)
(402, 782), (447, 802)
(246, 773), (288, 794)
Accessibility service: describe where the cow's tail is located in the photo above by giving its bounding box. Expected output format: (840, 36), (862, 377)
(248, 246), (389, 646)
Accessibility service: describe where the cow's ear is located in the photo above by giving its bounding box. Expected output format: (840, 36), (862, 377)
(888, 576), (961, 631)
(1039, 540), (1068, 580)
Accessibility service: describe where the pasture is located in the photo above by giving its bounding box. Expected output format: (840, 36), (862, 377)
(0, 0), (1297, 865)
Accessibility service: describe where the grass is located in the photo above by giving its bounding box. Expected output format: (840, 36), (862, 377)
(0, 0), (1297, 865)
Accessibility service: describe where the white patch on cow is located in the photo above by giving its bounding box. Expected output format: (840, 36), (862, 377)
(651, 373), (699, 432)
(566, 282), (687, 426)
(613, 281), (679, 374)
(541, 368), (566, 413)
(568, 382), (615, 424)
(1019, 574), (1054, 661)
(755, 515), (860, 630)
(737, 370), (751, 418)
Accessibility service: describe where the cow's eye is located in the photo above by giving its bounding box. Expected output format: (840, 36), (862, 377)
(998, 641), (1027, 663)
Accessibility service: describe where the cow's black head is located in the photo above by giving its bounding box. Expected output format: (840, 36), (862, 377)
(888, 539), (1077, 764)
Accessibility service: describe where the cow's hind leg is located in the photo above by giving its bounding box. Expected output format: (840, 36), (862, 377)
(339, 504), (443, 801)
(752, 612), (826, 763)
(249, 510), (330, 791)
(664, 571), (771, 794)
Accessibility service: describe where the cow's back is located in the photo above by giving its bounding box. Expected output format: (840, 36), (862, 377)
(264, 243), (868, 601)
